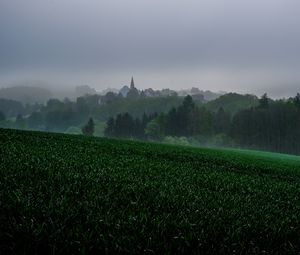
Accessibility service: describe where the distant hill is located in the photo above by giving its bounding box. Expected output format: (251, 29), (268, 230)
(205, 93), (259, 114)
(177, 88), (224, 101)
(119, 86), (130, 97)
(93, 96), (195, 121)
(0, 98), (25, 117)
(0, 86), (52, 104)
(75, 85), (97, 97)
(100, 87), (119, 95)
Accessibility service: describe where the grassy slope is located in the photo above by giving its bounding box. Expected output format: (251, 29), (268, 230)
(1, 128), (300, 254)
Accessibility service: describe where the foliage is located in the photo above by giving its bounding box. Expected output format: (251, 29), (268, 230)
(104, 94), (300, 155)
(93, 96), (184, 121)
(4, 91), (300, 155)
(93, 121), (107, 137)
(27, 111), (44, 130)
(0, 98), (25, 117)
(205, 93), (259, 115)
(0, 110), (5, 121)
(231, 100), (300, 154)
(213, 107), (230, 134)
(81, 118), (95, 136)
(126, 87), (139, 99)
(105, 112), (156, 139)
(15, 114), (27, 130)
(2, 128), (300, 253)
(293, 93), (300, 109)
(145, 115), (165, 140)
(258, 93), (269, 109)
(20, 95), (185, 133)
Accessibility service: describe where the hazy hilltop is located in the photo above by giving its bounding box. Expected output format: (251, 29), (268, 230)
(0, 86), (52, 105)
(0, 80), (224, 105)
(205, 93), (259, 114)
(177, 87), (225, 101)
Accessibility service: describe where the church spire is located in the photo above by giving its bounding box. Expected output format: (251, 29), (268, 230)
(130, 76), (135, 89)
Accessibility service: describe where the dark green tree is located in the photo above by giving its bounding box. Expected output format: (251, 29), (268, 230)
(293, 93), (300, 109)
(104, 117), (115, 137)
(0, 111), (5, 121)
(28, 112), (43, 130)
(15, 114), (27, 129)
(82, 118), (95, 136)
(145, 114), (165, 140)
(213, 107), (231, 134)
(127, 88), (139, 99)
(182, 95), (195, 110)
(258, 93), (269, 109)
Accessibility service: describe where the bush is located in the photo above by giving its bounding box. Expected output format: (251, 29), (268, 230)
(0, 111), (5, 121)
(81, 118), (95, 136)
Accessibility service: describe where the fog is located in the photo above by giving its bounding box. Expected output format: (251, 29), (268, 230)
(1, 0), (300, 97)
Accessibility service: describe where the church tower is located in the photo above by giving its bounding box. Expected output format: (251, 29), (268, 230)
(130, 76), (135, 89)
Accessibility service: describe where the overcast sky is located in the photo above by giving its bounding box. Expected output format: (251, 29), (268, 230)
(1, 0), (300, 97)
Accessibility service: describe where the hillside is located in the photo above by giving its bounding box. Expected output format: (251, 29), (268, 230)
(0, 86), (53, 104)
(93, 96), (191, 121)
(1, 129), (300, 254)
(205, 93), (259, 115)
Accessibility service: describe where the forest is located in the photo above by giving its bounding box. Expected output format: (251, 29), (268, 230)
(1, 92), (300, 155)
(104, 94), (300, 155)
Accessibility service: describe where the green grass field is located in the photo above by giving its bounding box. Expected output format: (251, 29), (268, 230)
(1, 128), (300, 254)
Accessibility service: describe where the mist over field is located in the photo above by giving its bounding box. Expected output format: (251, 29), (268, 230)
(1, 0), (300, 97)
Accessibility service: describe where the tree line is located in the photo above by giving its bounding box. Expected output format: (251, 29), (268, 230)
(231, 93), (300, 154)
(104, 94), (300, 155)
(105, 113), (157, 139)
(2, 91), (300, 155)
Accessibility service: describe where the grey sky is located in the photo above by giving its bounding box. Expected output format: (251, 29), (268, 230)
(1, 0), (300, 97)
